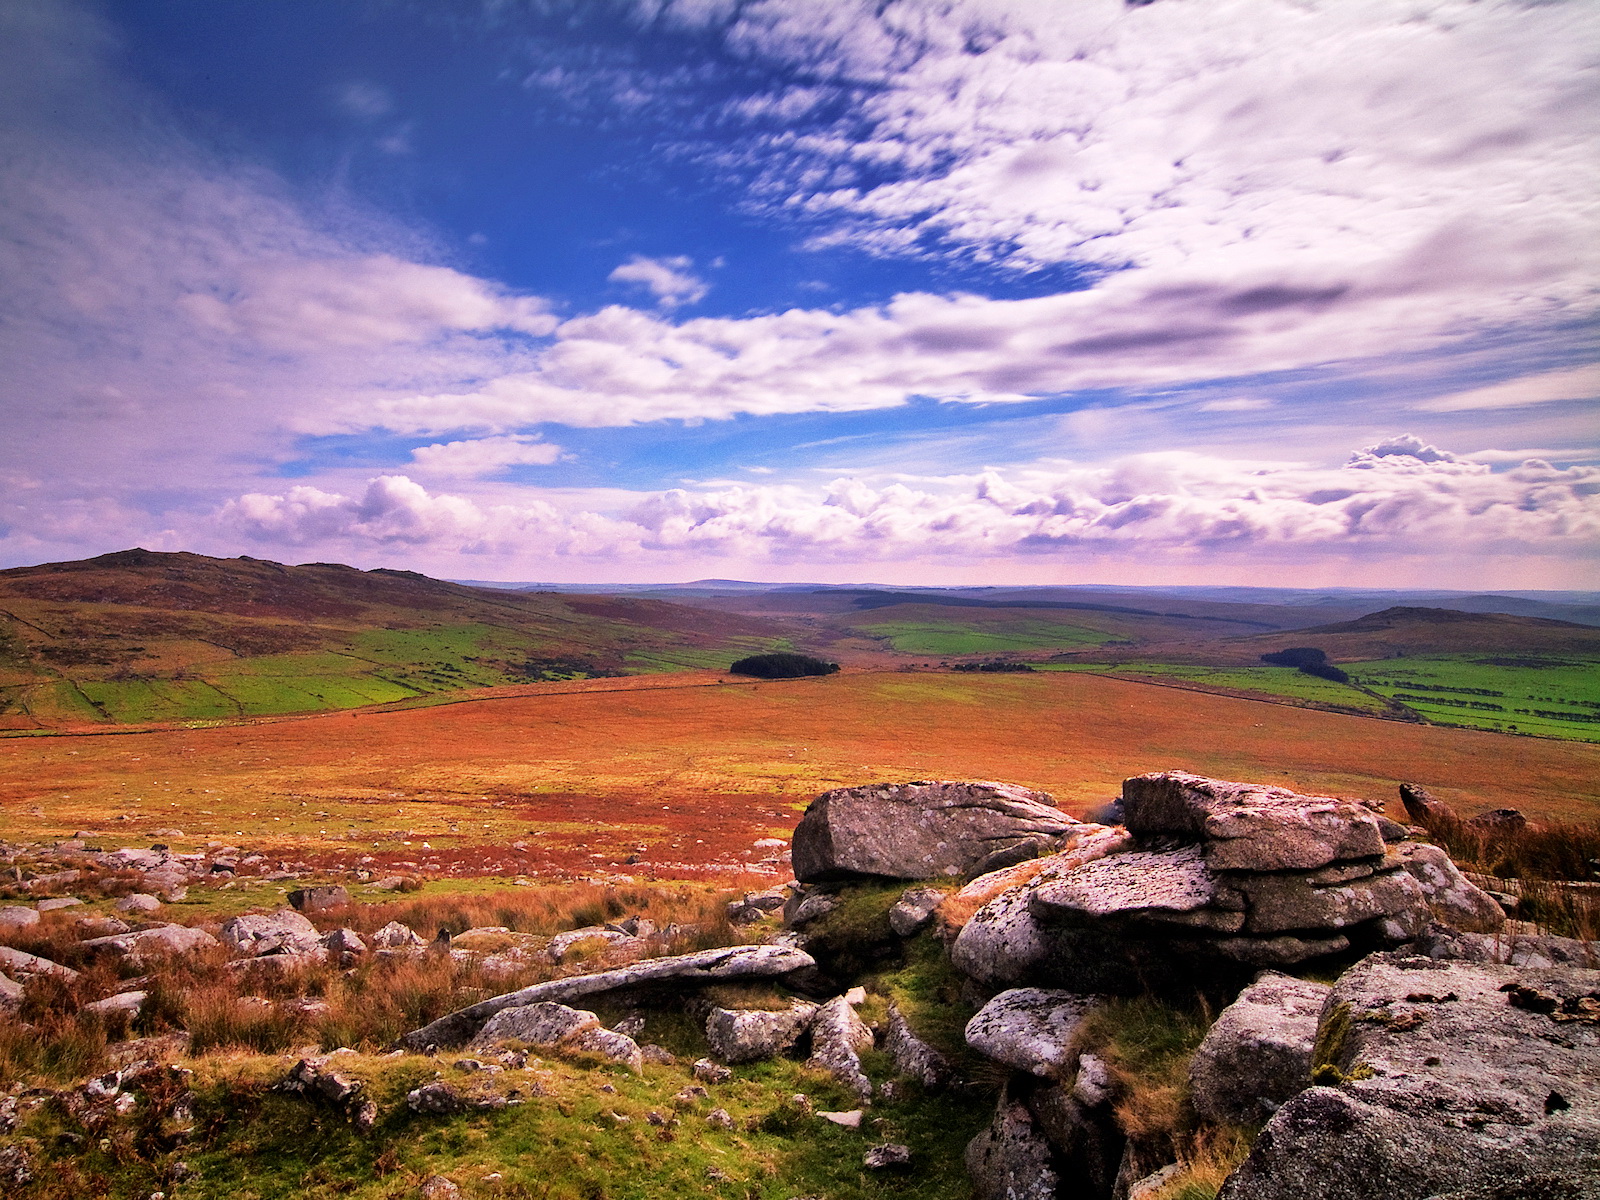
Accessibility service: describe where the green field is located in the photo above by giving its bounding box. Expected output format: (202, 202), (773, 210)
(1349, 655), (1600, 741)
(1041, 662), (1392, 712)
(856, 617), (1113, 655)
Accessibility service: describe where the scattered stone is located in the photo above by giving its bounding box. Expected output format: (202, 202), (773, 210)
(792, 779), (1076, 882)
(547, 926), (641, 962)
(640, 1044), (676, 1065)
(706, 1107), (734, 1129)
(321, 928), (367, 961)
(84, 991), (148, 1023)
(705, 1002), (818, 1063)
(370, 921), (425, 950)
(1466, 807), (1527, 833)
(1218, 953), (1600, 1200)
(418, 1175), (461, 1200)
(287, 885), (350, 914)
(469, 1001), (600, 1050)
(864, 1143), (912, 1169)
(1189, 972), (1331, 1124)
(965, 988), (1100, 1078)
(0, 974), (23, 1012)
(819, 1109), (863, 1128)
(401, 943), (816, 1050)
(1127, 1163), (1184, 1199)
(673, 1085), (710, 1106)
(0, 906), (41, 929)
(406, 1082), (468, 1115)
(76, 916), (130, 938)
(884, 1002), (953, 1090)
(727, 888), (787, 923)
(36, 897), (83, 912)
(0, 945), (79, 981)
(783, 892), (838, 927)
(807, 995), (875, 1101)
(114, 893), (161, 914)
(887, 886), (947, 937)
(1398, 783), (1457, 830)
(571, 1027), (644, 1073)
(692, 1058), (733, 1084)
(220, 910), (322, 957)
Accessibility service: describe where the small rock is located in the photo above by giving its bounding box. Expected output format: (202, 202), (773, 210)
(807, 995), (875, 1101)
(965, 988), (1099, 1078)
(692, 1058), (733, 1084)
(406, 1082), (467, 1115)
(1189, 972), (1330, 1125)
(469, 1001), (600, 1051)
(864, 1143), (912, 1169)
(887, 887), (946, 937)
(288, 885), (350, 913)
(819, 1109), (863, 1128)
(673, 1085), (709, 1106)
(1071, 1053), (1114, 1109)
(706, 1107), (734, 1129)
(36, 897), (83, 912)
(0, 946), (78, 981)
(418, 1176), (461, 1200)
(370, 920), (425, 950)
(640, 1043), (676, 1065)
(704, 1002), (817, 1063)
(220, 910), (321, 957)
(114, 894), (161, 914)
(84, 991), (148, 1023)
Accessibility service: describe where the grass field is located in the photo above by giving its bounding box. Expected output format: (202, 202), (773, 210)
(855, 617), (1113, 655)
(1349, 655), (1600, 742)
(1039, 662), (1392, 712)
(3, 671), (1596, 876)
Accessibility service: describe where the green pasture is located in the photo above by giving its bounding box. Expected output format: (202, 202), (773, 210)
(1040, 662), (1390, 711)
(856, 617), (1113, 655)
(1349, 655), (1600, 742)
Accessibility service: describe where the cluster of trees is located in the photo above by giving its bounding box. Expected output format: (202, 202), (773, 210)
(1260, 646), (1350, 683)
(728, 652), (840, 679)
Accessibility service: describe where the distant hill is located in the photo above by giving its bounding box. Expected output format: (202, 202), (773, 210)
(0, 550), (795, 727)
(1228, 606), (1600, 662)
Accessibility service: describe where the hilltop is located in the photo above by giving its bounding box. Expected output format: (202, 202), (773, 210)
(0, 550), (798, 727)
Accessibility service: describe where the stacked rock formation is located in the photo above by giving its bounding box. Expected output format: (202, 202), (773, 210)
(954, 771), (1503, 992)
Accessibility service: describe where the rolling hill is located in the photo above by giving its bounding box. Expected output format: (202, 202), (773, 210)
(0, 549), (799, 727)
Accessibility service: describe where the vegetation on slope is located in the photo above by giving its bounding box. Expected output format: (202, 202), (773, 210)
(0, 551), (798, 726)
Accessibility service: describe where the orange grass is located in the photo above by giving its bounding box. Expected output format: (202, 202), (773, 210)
(2, 672), (1597, 873)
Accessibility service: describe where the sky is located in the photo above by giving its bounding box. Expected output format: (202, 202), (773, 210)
(0, 0), (1596, 588)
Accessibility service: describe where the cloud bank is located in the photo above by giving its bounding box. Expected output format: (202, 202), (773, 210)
(217, 441), (1600, 565)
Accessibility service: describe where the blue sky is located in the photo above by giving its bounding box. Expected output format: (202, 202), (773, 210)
(1, 0), (1596, 586)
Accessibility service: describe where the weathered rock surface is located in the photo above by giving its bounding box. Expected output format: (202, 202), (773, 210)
(113, 893), (161, 914)
(792, 780), (1076, 883)
(571, 1026), (644, 1072)
(965, 988), (1099, 1078)
(1189, 972), (1330, 1124)
(966, 1086), (1060, 1200)
(704, 1002), (817, 1064)
(401, 943), (817, 1050)
(84, 991), (148, 1023)
(469, 1001), (600, 1050)
(1029, 845), (1238, 931)
(807, 995), (875, 1101)
(220, 910), (322, 957)
(1123, 771), (1385, 871)
(1218, 954), (1600, 1200)
(1413, 923), (1598, 969)
(726, 888), (787, 924)
(0, 906), (41, 930)
(1398, 782), (1456, 829)
(1391, 841), (1504, 932)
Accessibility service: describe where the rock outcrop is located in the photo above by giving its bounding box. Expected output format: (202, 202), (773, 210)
(791, 780), (1077, 882)
(220, 910), (323, 958)
(954, 772), (1503, 992)
(1218, 953), (1600, 1200)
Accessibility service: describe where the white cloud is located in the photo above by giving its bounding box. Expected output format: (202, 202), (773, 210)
(409, 434), (562, 476)
(607, 255), (709, 307)
(213, 444), (1600, 563)
(1414, 364), (1600, 412)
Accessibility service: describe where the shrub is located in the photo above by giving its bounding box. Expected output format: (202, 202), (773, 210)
(728, 652), (840, 679)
